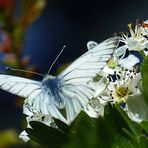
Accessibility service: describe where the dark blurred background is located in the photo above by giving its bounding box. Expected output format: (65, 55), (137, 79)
(0, 0), (148, 146)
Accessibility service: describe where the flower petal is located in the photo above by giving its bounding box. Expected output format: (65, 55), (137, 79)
(118, 54), (140, 69)
(114, 45), (127, 57)
(125, 94), (148, 122)
(19, 131), (30, 142)
(87, 41), (98, 50)
(100, 66), (115, 76)
(94, 77), (108, 97)
(144, 50), (148, 56)
(23, 105), (33, 116)
(83, 98), (104, 118)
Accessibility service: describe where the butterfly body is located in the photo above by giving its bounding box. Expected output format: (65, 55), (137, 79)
(42, 75), (64, 108)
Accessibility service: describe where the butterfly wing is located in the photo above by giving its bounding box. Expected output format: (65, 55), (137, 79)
(0, 74), (67, 123)
(0, 37), (119, 125)
(0, 75), (42, 97)
(58, 37), (119, 123)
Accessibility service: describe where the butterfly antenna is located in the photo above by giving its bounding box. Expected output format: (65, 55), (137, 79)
(6, 67), (44, 77)
(48, 45), (66, 74)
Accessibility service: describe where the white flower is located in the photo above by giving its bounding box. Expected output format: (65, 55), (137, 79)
(143, 50), (148, 56)
(83, 98), (104, 118)
(100, 54), (139, 76)
(100, 69), (141, 103)
(124, 93), (148, 123)
(98, 69), (148, 122)
(83, 77), (107, 118)
(19, 131), (30, 142)
(86, 39), (139, 75)
(115, 23), (148, 57)
(87, 41), (98, 50)
(108, 70), (141, 103)
(141, 20), (148, 56)
(19, 104), (55, 142)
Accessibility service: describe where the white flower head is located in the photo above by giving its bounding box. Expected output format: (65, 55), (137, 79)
(106, 69), (141, 103)
(123, 23), (147, 51)
(100, 54), (139, 76)
(97, 68), (140, 103)
(19, 131), (30, 142)
(86, 38), (139, 76)
(97, 69), (148, 122)
(114, 22), (148, 57)
(83, 76), (108, 118)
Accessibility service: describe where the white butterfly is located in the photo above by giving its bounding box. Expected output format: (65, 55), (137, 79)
(0, 37), (119, 124)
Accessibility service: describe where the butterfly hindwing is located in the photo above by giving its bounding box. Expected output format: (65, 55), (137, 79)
(0, 74), (68, 123)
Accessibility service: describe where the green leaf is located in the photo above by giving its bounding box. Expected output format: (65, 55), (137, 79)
(115, 104), (141, 138)
(26, 105), (142, 148)
(95, 117), (113, 148)
(104, 104), (129, 135)
(63, 111), (97, 148)
(69, 111), (96, 134)
(112, 133), (136, 148)
(141, 57), (148, 105)
(139, 136), (148, 148)
(140, 121), (148, 134)
(64, 105), (136, 148)
(54, 119), (69, 133)
(103, 103), (138, 147)
(26, 121), (67, 148)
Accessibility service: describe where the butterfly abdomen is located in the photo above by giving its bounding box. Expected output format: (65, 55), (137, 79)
(42, 76), (65, 108)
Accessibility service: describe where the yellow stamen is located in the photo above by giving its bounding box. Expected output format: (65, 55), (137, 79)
(107, 58), (116, 69)
(113, 86), (128, 103)
(115, 86), (128, 98)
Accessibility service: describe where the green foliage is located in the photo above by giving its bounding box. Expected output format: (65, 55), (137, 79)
(140, 121), (148, 134)
(139, 136), (148, 148)
(26, 122), (67, 148)
(141, 57), (148, 105)
(26, 104), (148, 148)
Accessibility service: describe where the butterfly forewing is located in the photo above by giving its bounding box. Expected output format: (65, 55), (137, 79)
(0, 75), (42, 98)
(58, 37), (119, 81)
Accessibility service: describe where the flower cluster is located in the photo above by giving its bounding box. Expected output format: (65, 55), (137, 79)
(19, 20), (148, 142)
(84, 20), (148, 123)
